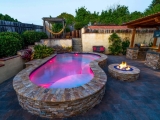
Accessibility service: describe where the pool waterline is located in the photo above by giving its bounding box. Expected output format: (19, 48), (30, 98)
(29, 53), (100, 88)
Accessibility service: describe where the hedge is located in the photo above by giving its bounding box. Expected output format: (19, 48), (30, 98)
(22, 31), (48, 45)
(0, 32), (24, 47)
(0, 36), (22, 57)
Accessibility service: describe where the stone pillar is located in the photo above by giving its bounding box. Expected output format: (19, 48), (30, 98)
(145, 51), (160, 69)
(126, 48), (139, 59)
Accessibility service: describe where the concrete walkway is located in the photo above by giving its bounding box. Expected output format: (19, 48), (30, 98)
(0, 55), (160, 120)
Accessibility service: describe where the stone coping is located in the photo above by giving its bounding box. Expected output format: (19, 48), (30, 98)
(127, 47), (139, 50)
(108, 64), (140, 75)
(0, 55), (19, 61)
(147, 50), (160, 55)
(13, 52), (107, 103)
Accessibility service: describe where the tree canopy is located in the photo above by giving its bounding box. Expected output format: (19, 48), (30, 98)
(57, 12), (75, 25)
(73, 0), (160, 29)
(148, 0), (160, 9)
(0, 13), (19, 22)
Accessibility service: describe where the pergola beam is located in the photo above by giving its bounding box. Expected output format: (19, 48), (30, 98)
(155, 17), (160, 23)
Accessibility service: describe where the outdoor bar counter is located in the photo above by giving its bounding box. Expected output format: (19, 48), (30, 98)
(145, 50), (160, 69)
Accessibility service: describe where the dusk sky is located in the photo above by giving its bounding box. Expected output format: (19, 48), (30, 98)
(0, 0), (152, 25)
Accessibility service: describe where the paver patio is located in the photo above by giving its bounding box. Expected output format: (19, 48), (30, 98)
(0, 55), (160, 120)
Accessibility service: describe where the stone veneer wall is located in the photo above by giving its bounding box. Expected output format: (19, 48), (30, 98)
(13, 52), (107, 118)
(145, 51), (160, 69)
(18, 85), (106, 118)
(126, 48), (139, 59)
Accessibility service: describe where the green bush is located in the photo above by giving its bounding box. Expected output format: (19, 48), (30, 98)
(38, 32), (48, 39)
(0, 32), (24, 47)
(33, 45), (54, 59)
(22, 31), (48, 45)
(122, 38), (130, 55)
(108, 33), (122, 55)
(0, 36), (22, 57)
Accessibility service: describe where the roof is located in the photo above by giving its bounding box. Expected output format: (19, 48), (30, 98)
(42, 17), (65, 23)
(123, 12), (160, 28)
(88, 25), (129, 30)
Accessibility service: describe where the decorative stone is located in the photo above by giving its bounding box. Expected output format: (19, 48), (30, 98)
(108, 64), (140, 81)
(126, 48), (139, 59)
(145, 51), (160, 69)
(13, 52), (108, 118)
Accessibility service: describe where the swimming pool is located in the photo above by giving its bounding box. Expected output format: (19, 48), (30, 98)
(30, 53), (100, 88)
(13, 52), (107, 118)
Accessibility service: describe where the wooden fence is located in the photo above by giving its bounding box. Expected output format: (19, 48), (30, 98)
(53, 30), (81, 39)
(0, 20), (43, 34)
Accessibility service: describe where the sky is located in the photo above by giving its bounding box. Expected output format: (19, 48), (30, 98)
(0, 0), (152, 25)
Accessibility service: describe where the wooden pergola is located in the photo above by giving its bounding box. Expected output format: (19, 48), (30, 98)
(42, 17), (66, 38)
(123, 12), (160, 49)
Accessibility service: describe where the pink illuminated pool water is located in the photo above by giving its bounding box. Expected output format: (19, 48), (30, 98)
(29, 53), (100, 88)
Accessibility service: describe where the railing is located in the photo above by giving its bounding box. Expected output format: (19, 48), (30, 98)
(0, 20), (43, 34)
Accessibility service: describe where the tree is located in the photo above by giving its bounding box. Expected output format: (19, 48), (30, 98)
(144, 4), (160, 16)
(129, 11), (143, 21)
(149, 0), (160, 8)
(57, 12), (75, 26)
(0, 13), (19, 22)
(75, 6), (91, 28)
(89, 11), (100, 25)
(99, 5), (130, 25)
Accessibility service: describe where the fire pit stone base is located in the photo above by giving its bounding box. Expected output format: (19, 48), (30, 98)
(108, 64), (140, 81)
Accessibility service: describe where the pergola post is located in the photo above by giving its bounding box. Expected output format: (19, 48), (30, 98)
(130, 28), (136, 48)
(152, 28), (159, 47)
(63, 21), (64, 38)
(43, 20), (46, 33)
(49, 23), (51, 39)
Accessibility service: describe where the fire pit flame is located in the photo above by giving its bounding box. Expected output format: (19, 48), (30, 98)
(117, 61), (131, 71)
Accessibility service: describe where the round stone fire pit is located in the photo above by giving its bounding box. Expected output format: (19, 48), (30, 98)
(108, 64), (140, 81)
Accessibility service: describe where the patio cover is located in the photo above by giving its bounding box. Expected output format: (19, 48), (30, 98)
(123, 12), (160, 48)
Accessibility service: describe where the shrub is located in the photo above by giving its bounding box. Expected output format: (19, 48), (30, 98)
(0, 32), (24, 47)
(33, 45), (54, 59)
(38, 32), (48, 39)
(0, 36), (22, 57)
(65, 46), (72, 52)
(22, 31), (48, 45)
(108, 33), (122, 55)
(122, 38), (130, 55)
(21, 49), (33, 61)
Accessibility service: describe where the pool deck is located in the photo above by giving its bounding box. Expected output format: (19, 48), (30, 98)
(0, 55), (160, 120)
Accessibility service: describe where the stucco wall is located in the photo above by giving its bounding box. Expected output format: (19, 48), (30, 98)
(39, 39), (72, 47)
(0, 56), (25, 84)
(82, 32), (160, 54)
